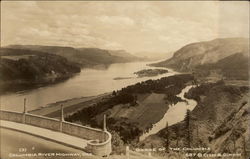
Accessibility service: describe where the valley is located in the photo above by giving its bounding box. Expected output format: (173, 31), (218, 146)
(59, 37), (249, 157)
(64, 74), (194, 143)
(0, 46), (144, 95)
(1, 1), (249, 158)
(1, 37), (249, 158)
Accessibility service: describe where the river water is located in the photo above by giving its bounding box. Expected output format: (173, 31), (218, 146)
(0, 61), (197, 153)
(0, 61), (177, 112)
(140, 85), (197, 141)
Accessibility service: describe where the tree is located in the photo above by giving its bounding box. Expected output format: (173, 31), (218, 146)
(164, 122), (170, 152)
(172, 126), (180, 147)
(184, 109), (192, 147)
(110, 130), (125, 155)
(242, 135), (246, 159)
(112, 90), (117, 96)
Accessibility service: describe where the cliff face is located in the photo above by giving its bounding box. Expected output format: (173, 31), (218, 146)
(152, 38), (249, 72)
(210, 101), (249, 156)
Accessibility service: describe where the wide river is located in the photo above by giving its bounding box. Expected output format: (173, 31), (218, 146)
(1, 61), (198, 155)
(0, 61), (177, 112)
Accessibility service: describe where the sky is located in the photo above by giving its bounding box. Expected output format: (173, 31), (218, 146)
(1, 1), (249, 54)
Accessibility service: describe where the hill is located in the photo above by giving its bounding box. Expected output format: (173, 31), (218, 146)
(0, 48), (81, 94)
(195, 52), (249, 80)
(108, 50), (141, 61)
(133, 51), (171, 61)
(5, 45), (143, 67)
(151, 38), (249, 80)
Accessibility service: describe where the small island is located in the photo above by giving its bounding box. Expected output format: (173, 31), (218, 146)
(134, 69), (168, 77)
(113, 77), (133, 80)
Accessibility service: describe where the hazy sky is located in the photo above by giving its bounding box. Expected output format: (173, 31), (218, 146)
(1, 1), (249, 53)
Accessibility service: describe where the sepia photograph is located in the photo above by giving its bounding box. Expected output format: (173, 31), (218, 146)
(0, 1), (249, 159)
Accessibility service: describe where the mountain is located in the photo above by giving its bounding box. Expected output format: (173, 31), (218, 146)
(0, 48), (81, 93)
(134, 51), (172, 61)
(108, 50), (138, 59)
(152, 37), (248, 70)
(5, 45), (143, 67)
(195, 52), (249, 80)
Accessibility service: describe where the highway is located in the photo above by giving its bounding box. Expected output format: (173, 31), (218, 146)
(0, 128), (91, 159)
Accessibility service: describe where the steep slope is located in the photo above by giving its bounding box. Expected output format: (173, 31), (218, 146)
(152, 38), (249, 72)
(210, 101), (249, 157)
(195, 52), (249, 80)
(6, 45), (142, 67)
(140, 81), (249, 158)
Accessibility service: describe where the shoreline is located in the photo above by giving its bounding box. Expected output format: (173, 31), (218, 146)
(29, 92), (111, 119)
(0, 73), (79, 96)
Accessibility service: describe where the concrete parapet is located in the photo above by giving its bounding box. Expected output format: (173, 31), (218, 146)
(86, 131), (112, 156)
(0, 110), (23, 123)
(0, 110), (112, 156)
(62, 121), (104, 141)
(25, 113), (61, 131)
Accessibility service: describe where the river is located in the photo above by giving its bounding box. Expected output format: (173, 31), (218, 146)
(1, 61), (197, 154)
(0, 61), (177, 112)
(140, 85), (197, 141)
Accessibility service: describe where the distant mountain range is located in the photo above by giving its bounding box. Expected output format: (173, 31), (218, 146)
(5, 45), (144, 67)
(152, 38), (249, 80)
(134, 51), (172, 61)
(0, 45), (145, 93)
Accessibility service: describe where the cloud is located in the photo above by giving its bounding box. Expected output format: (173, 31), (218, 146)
(1, 1), (248, 53)
(98, 15), (135, 26)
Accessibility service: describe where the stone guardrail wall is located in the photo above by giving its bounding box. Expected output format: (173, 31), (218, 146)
(0, 110), (112, 156)
(0, 110), (23, 123)
(25, 113), (61, 131)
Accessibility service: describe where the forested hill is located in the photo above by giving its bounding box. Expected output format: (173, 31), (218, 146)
(5, 45), (143, 67)
(0, 48), (81, 93)
(151, 38), (249, 80)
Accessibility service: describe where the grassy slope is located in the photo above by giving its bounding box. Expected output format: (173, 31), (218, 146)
(95, 93), (168, 130)
(194, 52), (249, 80)
(65, 74), (194, 144)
